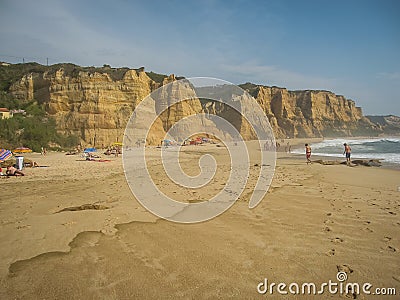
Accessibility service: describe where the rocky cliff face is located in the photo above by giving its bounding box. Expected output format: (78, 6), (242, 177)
(45, 68), (157, 147)
(366, 115), (400, 135)
(241, 84), (379, 138)
(7, 66), (160, 146)
(2, 64), (382, 146)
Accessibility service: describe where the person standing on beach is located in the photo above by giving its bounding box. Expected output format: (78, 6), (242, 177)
(305, 143), (312, 164)
(286, 142), (291, 153)
(343, 143), (351, 165)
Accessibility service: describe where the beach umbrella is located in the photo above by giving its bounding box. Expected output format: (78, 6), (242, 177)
(84, 147), (97, 153)
(163, 139), (173, 146)
(0, 149), (13, 162)
(13, 147), (32, 153)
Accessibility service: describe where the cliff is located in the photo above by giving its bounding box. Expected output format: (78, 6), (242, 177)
(0, 63), (383, 146)
(240, 83), (379, 138)
(366, 115), (400, 135)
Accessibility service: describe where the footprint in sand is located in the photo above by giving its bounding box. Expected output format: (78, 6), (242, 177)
(16, 224), (31, 229)
(331, 237), (344, 243)
(383, 236), (392, 242)
(387, 245), (397, 252)
(364, 227), (373, 233)
(62, 221), (76, 226)
(324, 226), (332, 232)
(337, 264), (354, 274)
(326, 249), (336, 256)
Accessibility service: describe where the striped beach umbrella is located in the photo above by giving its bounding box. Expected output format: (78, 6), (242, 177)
(0, 149), (13, 162)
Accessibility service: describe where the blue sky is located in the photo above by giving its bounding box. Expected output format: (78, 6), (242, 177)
(0, 0), (399, 115)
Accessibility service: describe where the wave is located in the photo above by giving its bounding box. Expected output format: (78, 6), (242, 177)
(292, 137), (400, 164)
(309, 137), (400, 150)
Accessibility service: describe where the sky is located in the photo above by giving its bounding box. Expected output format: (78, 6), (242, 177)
(0, 0), (399, 115)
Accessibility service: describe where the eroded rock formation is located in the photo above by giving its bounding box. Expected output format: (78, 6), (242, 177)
(2, 63), (382, 146)
(241, 83), (378, 138)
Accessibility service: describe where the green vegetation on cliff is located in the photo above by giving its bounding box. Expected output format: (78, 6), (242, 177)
(0, 62), (47, 91)
(0, 63), (169, 89)
(146, 71), (167, 83)
(0, 101), (78, 152)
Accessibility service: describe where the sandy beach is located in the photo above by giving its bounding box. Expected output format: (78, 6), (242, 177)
(0, 143), (399, 299)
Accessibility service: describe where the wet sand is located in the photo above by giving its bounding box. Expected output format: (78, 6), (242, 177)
(0, 144), (399, 299)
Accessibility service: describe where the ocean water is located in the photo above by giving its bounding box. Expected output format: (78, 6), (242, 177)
(292, 137), (400, 165)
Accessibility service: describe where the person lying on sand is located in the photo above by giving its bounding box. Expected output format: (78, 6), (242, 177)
(6, 166), (25, 176)
(85, 155), (95, 161)
(65, 150), (79, 155)
(84, 152), (100, 161)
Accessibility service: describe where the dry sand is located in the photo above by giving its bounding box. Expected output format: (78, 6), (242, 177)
(0, 143), (399, 299)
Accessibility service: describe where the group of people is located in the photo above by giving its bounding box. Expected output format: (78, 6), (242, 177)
(104, 146), (121, 157)
(304, 143), (352, 165)
(264, 140), (292, 153)
(263, 141), (275, 151)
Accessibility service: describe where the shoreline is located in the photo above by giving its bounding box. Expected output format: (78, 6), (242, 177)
(4, 135), (399, 171)
(287, 136), (400, 169)
(284, 152), (400, 170)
